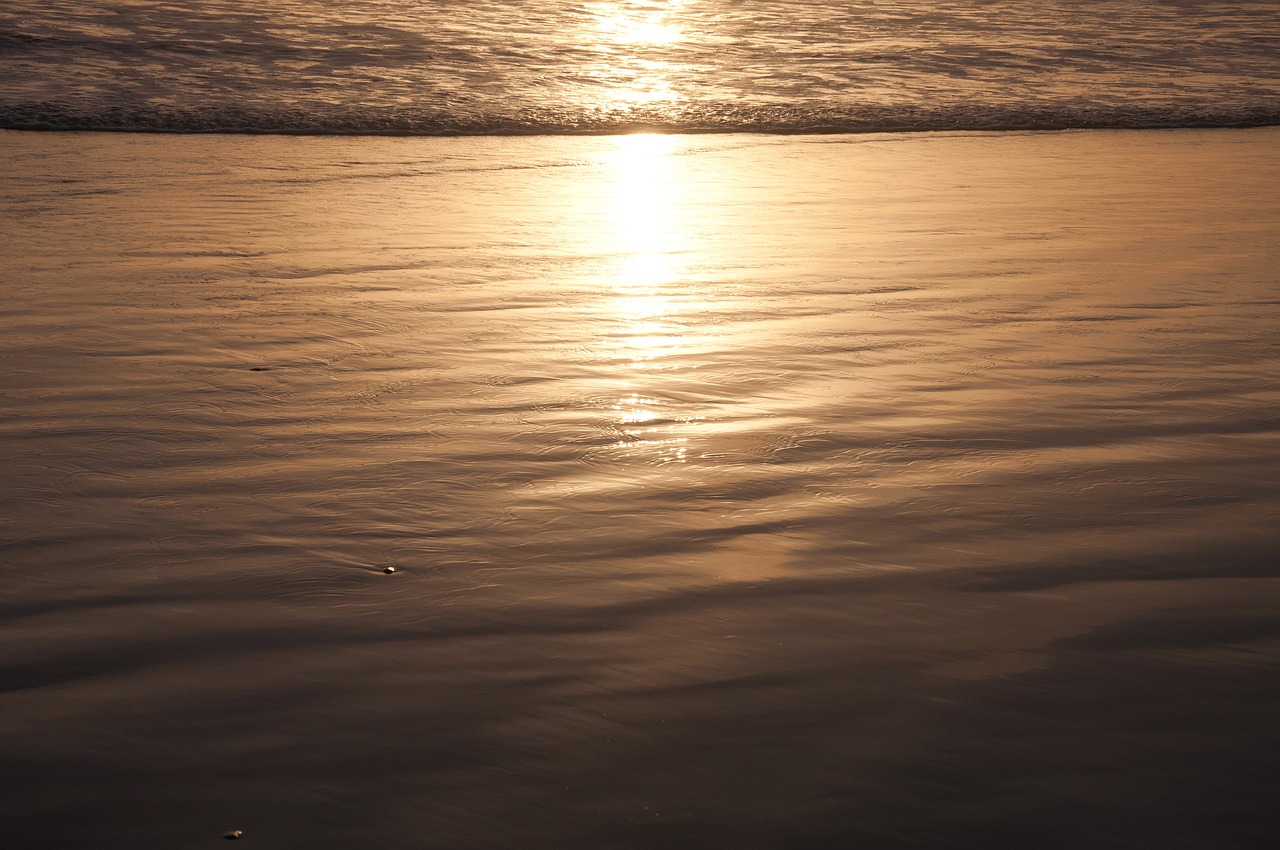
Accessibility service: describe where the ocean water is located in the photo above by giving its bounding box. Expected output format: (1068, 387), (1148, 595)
(2, 0), (1279, 134)
(2, 126), (1279, 848)
(3, 1), (1280, 847)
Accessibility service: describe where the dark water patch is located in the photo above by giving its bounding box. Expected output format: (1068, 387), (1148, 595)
(5, 101), (1280, 137)
(1056, 609), (1280, 653)
(903, 643), (1280, 848)
(962, 542), (1280, 592)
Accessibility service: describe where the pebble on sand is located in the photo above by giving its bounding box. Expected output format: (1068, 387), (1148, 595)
(382, 565), (398, 574)
(223, 830), (244, 840)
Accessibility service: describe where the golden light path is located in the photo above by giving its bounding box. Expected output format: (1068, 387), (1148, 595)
(592, 0), (688, 46)
(588, 0), (688, 106)
(573, 2), (707, 462)
(602, 133), (699, 463)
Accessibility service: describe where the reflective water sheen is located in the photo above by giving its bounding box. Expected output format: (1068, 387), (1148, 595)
(1, 128), (1279, 848)
(2, 0), (1278, 132)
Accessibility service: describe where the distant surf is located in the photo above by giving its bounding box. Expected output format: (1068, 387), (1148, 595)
(4, 0), (1278, 137)
(5, 102), (1280, 136)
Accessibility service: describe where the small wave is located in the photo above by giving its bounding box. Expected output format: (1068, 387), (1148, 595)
(3, 100), (1279, 137)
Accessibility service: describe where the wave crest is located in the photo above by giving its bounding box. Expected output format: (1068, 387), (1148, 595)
(5, 101), (1280, 136)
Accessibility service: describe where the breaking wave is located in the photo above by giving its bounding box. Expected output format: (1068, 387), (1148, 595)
(6, 101), (1280, 136)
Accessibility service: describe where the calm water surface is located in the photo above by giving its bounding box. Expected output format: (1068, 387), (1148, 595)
(1, 128), (1279, 848)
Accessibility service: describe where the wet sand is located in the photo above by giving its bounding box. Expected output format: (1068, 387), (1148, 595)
(1, 128), (1278, 849)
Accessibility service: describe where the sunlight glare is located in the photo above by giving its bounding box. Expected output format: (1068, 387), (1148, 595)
(588, 1), (688, 107)
(597, 132), (706, 456)
(595, 1), (687, 46)
(608, 133), (679, 270)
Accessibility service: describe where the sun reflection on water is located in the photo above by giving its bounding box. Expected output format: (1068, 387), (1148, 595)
(600, 133), (704, 461)
(604, 133), (685, 367)
(597, 16), (685, 46)
(607, 133), (679, 284)
(593, 0), (688, 46)
(587, 1), (688, 107)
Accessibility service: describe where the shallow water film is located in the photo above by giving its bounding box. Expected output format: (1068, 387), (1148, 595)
(2, 128), (1279, 849)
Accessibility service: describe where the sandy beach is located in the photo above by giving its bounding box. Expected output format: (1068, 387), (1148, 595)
(2, 127), (1278, 849)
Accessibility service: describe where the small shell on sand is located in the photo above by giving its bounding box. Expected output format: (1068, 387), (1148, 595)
(382, 565), (398, 574)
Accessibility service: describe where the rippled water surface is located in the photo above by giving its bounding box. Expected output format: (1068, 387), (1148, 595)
(2, 0), (1279, 132)
(2, 128), (1279, 848)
